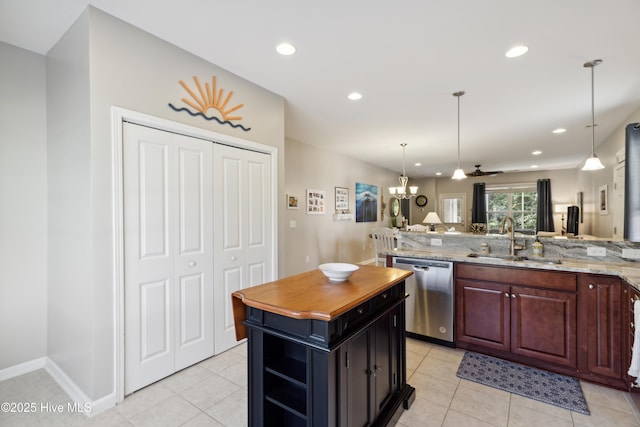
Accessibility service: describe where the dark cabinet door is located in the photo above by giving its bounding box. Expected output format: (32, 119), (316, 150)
(346, 327), (373, 426)
(510, 286), (577, 368)
(456, 279), (510, 351)
(373, 309), (395, 414)
(345, 306), (401, 426)
(579, 274), (623, 384)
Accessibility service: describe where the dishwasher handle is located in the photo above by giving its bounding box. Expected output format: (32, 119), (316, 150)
(413, 265), (430, 272)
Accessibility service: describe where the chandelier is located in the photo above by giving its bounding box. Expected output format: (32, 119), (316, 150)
(389, 143), (418, 199)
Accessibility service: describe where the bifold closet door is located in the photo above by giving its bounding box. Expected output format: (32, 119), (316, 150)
(123, 123), (214, 394)
(213, 144), (273, 353)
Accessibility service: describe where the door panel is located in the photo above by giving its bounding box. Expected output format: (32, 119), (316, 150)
(214, 145), (273, 353)
(456, 279), (510, 351)
(511, 286), (577, 368)
(124, 123), (214, 393)
(140, 279), (171, 361)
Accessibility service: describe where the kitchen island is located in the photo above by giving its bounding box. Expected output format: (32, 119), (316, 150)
(232, 265), (415, 426)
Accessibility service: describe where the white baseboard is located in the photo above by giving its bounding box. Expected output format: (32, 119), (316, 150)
(0, 357), (46, 382)
(44, 358), (116, 417)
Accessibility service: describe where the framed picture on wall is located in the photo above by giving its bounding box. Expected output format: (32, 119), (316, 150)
(599, 185), (608, 215)
(355, 182), (378, 222)
(287, 194), (299, 209)
(306, 189), (326, 214)
(335, 187), (349, 213)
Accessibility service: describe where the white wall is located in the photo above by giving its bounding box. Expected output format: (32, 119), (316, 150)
(46, 12), (94, 394)
(43, 6), (285, 401)
(284, 138), (398, 276)
(0, 42), (48, 370)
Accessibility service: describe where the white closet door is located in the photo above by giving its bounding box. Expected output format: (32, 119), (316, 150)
(213, 144), (273, 353)
(123, 123), (214, 394)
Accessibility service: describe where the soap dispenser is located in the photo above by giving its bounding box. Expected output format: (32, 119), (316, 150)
(532, 235), (544, 257)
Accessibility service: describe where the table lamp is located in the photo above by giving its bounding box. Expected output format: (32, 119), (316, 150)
(422, 212), (442, 232)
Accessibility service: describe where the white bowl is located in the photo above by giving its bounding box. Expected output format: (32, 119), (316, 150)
(318, 263), (359, 282)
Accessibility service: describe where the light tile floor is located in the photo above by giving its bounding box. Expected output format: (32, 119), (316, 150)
(1, 339), (640, 426)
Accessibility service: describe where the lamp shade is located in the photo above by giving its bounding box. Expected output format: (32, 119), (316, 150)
(582, 155), (605, 171)
(452, 168), (467, 180)
(422, 212), (442, 224)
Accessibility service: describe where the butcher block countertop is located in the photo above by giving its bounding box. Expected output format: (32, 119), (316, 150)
(231, 265), (412, 340)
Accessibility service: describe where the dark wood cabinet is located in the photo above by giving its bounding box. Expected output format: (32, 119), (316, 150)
(627, 283), (640, 396)
(456, 263), (578, 370)
(243, 280), (414, 426)
(456, 279), (510, 352)
(343, 308), (398, 426)
(576, 274), (625, 388)
(455, 263), (634, 389)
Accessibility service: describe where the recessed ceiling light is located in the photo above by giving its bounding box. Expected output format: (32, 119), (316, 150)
(552, 128), (566, 134)
(531, 165), (539, 169)
(532, 150), (542, 156)
(505, 45), (529, 58)
(347, 92), (362, 101)
(276, 43), (296, 56)
(435, 172), (442, 176)
(414, 162), (422, 167)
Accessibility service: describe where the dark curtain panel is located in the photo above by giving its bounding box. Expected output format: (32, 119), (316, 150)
(471, 183), (487, 223)
(536, 179), (555, 232)
(567, 206), (579, 235)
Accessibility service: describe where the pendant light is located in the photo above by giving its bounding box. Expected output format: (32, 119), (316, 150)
(452, 91), (467, 180)
(389, 143), (418, 198)
(581, 59), (605, 171)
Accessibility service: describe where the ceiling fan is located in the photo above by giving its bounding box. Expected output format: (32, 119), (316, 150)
(467, 164), (504, 177)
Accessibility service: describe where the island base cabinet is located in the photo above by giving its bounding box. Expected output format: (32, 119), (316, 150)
(245, 284), (414, 426)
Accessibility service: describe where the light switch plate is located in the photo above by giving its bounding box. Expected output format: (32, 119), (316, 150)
(431, 238), (443, 246)
(587, 246), (607, 257)
(289, 220), (296, 228)
(622, 249), (640, 259)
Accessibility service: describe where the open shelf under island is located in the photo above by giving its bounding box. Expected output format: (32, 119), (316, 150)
(232, 265), (416, 426)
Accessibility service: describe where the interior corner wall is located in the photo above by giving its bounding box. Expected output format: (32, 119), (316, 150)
(284, 138), (398, 276)
(46, 11), (94, 396)
(0, 42), (48, 370)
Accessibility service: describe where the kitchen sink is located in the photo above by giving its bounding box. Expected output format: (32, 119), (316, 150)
(467, 253), (562, 264)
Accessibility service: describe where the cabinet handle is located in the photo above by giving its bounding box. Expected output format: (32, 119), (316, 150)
(357, 308), (364, 315)
(382, 293), (388, 299)
(589, 284), (595, 289)
(511, 293), (516, 298)
(632, 322), (635, 329)
(189, 261), (197, 267)
(504, 293), (510, 298)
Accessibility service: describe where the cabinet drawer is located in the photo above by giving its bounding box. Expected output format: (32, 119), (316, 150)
(457, 263), (576, 292)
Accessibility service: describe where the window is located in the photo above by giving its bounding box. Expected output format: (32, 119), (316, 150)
(486, 184), (537, 234)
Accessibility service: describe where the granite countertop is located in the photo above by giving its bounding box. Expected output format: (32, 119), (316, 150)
(387, 248), (640, 291)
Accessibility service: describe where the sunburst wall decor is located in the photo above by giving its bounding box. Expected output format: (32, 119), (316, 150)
(168, 76), (251, 131)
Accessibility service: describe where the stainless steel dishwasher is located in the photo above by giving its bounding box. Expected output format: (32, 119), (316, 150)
(392, 257), (454, 346)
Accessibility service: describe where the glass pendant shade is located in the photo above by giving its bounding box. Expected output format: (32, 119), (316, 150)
(452, 168), (467, 180)
(582, 155), (605, 171)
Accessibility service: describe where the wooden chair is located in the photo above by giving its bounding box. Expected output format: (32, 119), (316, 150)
(371, 228), (397, 266)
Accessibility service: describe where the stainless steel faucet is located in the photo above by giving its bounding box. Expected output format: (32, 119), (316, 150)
(499, 216), (523, 256)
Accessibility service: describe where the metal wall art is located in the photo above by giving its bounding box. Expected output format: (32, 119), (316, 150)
(169, 75), (252, 131)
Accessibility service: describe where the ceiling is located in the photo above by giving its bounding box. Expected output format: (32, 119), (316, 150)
(3, 0), (640, 178)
